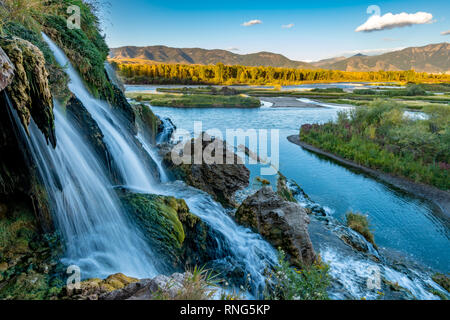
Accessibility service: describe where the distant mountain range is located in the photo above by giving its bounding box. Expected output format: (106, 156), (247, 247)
(312, 43), (450, 73)
(110, 43), (450, 73)
(109, 45), (314, 69)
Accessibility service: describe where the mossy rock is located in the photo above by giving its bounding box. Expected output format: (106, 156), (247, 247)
(117, 189), (213, 269)
(432, 273), (450, 292)
(276, 173), (298, 203)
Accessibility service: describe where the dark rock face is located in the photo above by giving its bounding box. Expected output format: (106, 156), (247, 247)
(163, 133), (250, 207)
(0, 47), (14, 91)
(235, 186), (316, 267)
(117, 189), (217, 270)
(108, 84), (136, 135)
(133, 103), (161, 145)
(66, 95), (121, 184)
(0, 37), (55, 147)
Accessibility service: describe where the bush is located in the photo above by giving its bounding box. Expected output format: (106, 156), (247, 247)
(346, 212), (375, 246)
(265, 250), (330, 300)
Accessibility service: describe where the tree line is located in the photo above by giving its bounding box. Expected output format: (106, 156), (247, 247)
(112, 62), (450, 85)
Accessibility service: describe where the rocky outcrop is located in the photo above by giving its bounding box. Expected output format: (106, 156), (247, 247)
(0, 47), (14, 91)
(163, 133), (250, 207)
(235, 186), (316, 267)
(0, 37), (55, 147)
(0, 38), (54, 232)
(64, 273), (139, 300)
(66, 272), (213, 300)
(117, 189), (217, 269)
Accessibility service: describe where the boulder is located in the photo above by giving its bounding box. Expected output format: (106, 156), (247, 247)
(65, 273), (139, 300)
(117, 189), (216, 269)
(235, 186), (316, 267)
(163, 133), (250, 207)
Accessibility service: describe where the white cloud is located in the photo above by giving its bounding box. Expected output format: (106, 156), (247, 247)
(227, 47), (240, 51)
(282, 23), (294, 29)
(355, 12), (433, 32)
(441, 30), (450, 35)
(242, 19), (262, 27)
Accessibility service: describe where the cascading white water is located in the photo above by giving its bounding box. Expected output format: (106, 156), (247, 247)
(5, 94), (160, 279)
(136, 133), (169, 183)
(42, 33), (157, 192)
(41, 33), (277, 294)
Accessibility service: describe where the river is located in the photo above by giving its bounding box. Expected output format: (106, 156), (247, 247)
(130, 86), (449, 274)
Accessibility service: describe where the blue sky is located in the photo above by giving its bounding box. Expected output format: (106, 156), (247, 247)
(100, 0), (449, 61)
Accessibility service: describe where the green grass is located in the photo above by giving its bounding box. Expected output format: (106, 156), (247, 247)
(300, 99), (450, 190)
(126, 93), (261, 108)
(345, 212), (375, 246)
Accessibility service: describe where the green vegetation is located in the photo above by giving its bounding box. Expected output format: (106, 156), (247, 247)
(353, 84), (427, 97)
(432, 273), (450, 292)
(116, 62), (450, 86)
(126, 92), (261, 108)
(265, 250), (330, 300)
(300, 99), (450, 190)
(0, 0), (116, 103)
(153, 266), (219, 300)
(345, 212), (376, 246)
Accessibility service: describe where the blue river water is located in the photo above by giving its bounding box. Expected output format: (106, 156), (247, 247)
(128, 86), (449, 273)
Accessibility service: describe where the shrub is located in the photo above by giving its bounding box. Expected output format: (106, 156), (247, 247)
(346, 212), (375, 246)
(265, 250), (330, 300)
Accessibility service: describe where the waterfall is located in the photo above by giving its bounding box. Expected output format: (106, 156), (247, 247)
(5, 94), (160, 279)
(42, 33), (277, 295)
(42, 33), (157, 193)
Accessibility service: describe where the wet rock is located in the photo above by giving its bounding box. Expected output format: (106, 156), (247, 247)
(117, 189), (217, 269)
(235, 186), (316, 267)
(100, 272), (212, 300)
(432, 273), (450, 292)
(66, 95), (121, 184)
(0, 37), (55, 147)
(108, 84), (136, 134)
(0, 47), (14, 91)
(163, 133), (250, 208)
(133, 103), (161, 145)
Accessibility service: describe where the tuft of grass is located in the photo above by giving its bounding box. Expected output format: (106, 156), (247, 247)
(153, 266), (219, 300)
(346, 212), (376, 247)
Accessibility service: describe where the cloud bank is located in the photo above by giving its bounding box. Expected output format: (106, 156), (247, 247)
(355, 12), (433, 32)
(441, 30), (450, 35)
(242, 19), (262, 27)
(282, 23), (294, 29)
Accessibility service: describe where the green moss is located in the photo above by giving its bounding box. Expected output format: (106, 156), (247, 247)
(276, 173), (297, 203)
(432, 273), (450, 292)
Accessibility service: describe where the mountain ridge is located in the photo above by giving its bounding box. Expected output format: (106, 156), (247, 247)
(109, 45), (314, 69)
(110, 43), (450, 73)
